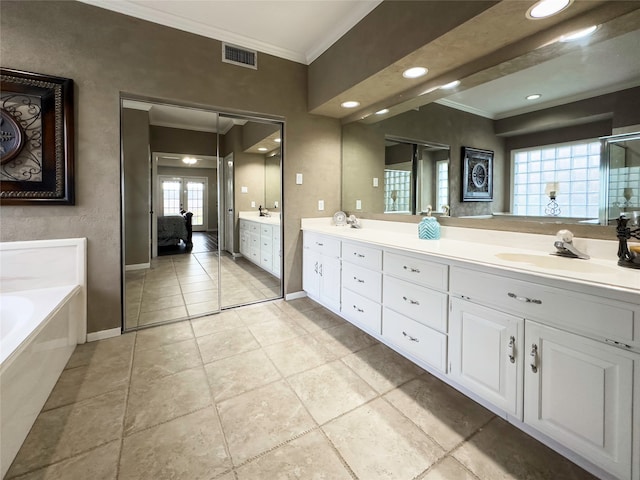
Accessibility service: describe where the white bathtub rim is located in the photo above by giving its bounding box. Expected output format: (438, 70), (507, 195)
(0, 285), (81, 370)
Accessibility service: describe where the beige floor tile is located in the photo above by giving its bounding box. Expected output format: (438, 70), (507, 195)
(182, 289), (216, 305)
(138, 305), (188, 326)
(139, 293), (185, 313)
(186, 299), (220, 316)
(10, 441), (120, 480)
(143, 277), (179, 289)
(341, 343), (424, 394)
(313, 322), (378, 357)
(288, 360), (377, 424)
(65, 333), (135, 370)
(191, 310), (242, 337)
(272, 297), (321, 315)
(235, 302), (287, 325)
(177, 274), (212, 285)
(384, 375), (494, 451)
(140, 284), (182, 299)
(247, 318), (307, 347)
(124, 367), (211, 435)
(196, 326), (260, 364)
(119, 407), (230, 480)
(221, 289), (266, 307)
(218, 380), (315, 465)
(422, 457), (479, 480)
(7, 390), (125, 478)
(205, 349), (281, 402)
(235, 430), (353, 480)
(263, 335), (337, 377)
(131, 338), (201, 385)
(44, 353), (131, 410)
(180, 279), (217, 293)
(323, 398), (444, 480)
(134, 321), (193, 351)
(451, 417), (598, 480)
(287, 307), (345, 333)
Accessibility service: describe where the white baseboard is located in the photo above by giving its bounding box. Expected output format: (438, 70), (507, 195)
(285, 291), (306, 301)
(125, 263), (150, 271)
(86, 327), (121, 342)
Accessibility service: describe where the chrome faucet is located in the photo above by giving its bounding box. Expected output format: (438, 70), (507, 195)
(553, 229), (589, 259)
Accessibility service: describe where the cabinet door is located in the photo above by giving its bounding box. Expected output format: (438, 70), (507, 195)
(449, 298), (524, 418)
(525, 321), (633, 480)
(303, 249), (320, 300)
(319, 255), (341, 312)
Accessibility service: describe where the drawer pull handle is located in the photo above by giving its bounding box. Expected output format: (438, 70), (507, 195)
(319, 264), (323, 277)
(353, 305), (364, 313)
(353, 252), (365, 258)
(353, 276), (365, 283)
(402, 296), (420, 306)
(508, 292), (542, 304)
(314, 261), (318, 274)
(402, 331), (419, 342)
(530, 344), (538, 373)
(403, 266), (421, 273)
(316, 242), (324, 247)
(507, 336), (515, 364)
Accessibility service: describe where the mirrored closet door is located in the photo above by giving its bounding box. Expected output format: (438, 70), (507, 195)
(121, 98), (283, 331)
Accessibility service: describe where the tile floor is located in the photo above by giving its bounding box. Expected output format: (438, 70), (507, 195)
(125, 252), (281, 330)
(7, 298), (597, 480)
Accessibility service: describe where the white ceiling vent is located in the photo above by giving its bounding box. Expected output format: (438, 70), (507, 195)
(222, 43), (258, 69)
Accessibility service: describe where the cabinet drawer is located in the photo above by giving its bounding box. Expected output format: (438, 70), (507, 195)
(261, 225), (272, 236)
(341, 289), (381, 334)
(260, 251), (273, 270)
(382, 308), (447, 372)
(450, 266), (637, 344)
(304, 232), (340, 258)
(246, 221), (260, 233)
(384, 251), (448, 291)
(342, 262), (382, 302)
(261, 235), (273, 250)
(342, 242), (382, 270)
(383, 276), (447, 332)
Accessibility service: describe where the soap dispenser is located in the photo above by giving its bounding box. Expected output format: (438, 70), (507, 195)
(418, 206), (440, 240)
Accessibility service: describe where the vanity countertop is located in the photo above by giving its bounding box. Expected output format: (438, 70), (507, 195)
(239, 211), (281, 225)
(301, 217), (640, 298)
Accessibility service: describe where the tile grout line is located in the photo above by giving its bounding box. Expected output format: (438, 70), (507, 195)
(115, 330), (139, 478)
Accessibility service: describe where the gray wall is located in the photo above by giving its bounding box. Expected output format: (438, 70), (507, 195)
(0, 1), (341, 334)
(150, 126), (217, 157)
(122, 109), (150, 266)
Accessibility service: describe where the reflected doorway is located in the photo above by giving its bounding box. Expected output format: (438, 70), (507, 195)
(121, 98), (283, 331)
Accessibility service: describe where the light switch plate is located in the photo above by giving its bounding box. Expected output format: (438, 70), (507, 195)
(251, 201), (255, 208)
(241, 186), (248, 193)
(296, 173), (303, 185)
(318, 200), (324, 211)
(356, 200), (362, 210)
(274, 201), (278, 208)
(373, 177), (379, 187)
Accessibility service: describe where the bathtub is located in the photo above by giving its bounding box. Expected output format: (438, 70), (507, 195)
(0, 238), (86, 478)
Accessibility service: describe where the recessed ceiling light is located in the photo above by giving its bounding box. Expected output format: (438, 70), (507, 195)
(402, 67), (428, 79)
(258, 147), (268, 152)
(376, 109), (389, 115)
(440, 80), (460, 90)
(527, 0), (572, 19)
(274, 138), (281, 143)
(526, 93), (542, 100)
(182, 157), (197, 165)
(341, 101), (360, 108)
(560, 25), (598, 42)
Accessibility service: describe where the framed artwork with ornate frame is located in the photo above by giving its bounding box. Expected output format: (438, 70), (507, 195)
(1, 68), (75, 205)
(461, 146), (493, 201)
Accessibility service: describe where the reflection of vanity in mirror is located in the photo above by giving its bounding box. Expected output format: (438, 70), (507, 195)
(341, 12), (640, 234)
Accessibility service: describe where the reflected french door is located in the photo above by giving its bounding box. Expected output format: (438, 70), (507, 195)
(159, 176), (207, 231)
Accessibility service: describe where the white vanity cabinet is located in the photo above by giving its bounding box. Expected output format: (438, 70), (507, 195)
(341, 241), (383, 335)
(525, 320), (635, 480)
(239, 219), (281, 278)
(303, 232), (341, 313)
(449, 298), (524, 418)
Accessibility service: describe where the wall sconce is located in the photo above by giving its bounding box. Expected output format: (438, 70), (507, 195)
(544, 182), (561, 216)
(623, 188), (634, 207)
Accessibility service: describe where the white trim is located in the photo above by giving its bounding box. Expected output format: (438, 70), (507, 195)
(87, 327), (121, 342)
(122, 99), (153, 111)
(125, 263), (150, 271)
(435, 98), (495, 119)
(285, 291), (307, 301)
(151, 120), (217, 133)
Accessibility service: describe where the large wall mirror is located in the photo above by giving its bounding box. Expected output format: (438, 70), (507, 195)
(121, 99), (283, 331)
(342, 19), (640, 231)
(603, 132), (640, 225)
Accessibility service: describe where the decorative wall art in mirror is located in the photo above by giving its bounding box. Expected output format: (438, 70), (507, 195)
(0, 68), (74, 205)
(461, 146), (493, 202)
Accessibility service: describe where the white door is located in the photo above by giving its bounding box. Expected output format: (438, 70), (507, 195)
(302, 248), (320, 299)
(524, 321), (634, 480)
(449, 298), (524, 418)
(320, 255), (342, 312)
(224, 153), (234, 254)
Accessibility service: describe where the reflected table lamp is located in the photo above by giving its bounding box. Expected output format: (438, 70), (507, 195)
(545, 182), (561, 216)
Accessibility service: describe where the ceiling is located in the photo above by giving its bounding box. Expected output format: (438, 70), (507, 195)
(104, 1), (640, 127)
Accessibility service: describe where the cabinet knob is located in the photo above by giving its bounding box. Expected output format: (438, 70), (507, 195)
(530, 344), (538, 373)
(507, 336), (515, 364)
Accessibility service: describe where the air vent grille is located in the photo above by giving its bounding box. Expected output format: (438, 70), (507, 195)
(222, 43), (258, 69)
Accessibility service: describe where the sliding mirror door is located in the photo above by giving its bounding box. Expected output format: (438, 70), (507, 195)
(217, 114), (283, 308)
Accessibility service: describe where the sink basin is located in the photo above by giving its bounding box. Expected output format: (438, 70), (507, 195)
(494, 253), (615, 274)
